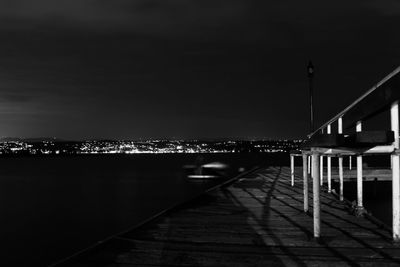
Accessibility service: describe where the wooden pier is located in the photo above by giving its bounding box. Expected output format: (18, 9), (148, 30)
(295, 65), (400, 240)
(55, 166), (400, 266)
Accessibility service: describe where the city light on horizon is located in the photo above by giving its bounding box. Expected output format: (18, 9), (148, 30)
(0, 139), (304, 155)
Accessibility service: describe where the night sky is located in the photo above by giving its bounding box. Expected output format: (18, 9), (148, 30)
(0, 1), (399, 140)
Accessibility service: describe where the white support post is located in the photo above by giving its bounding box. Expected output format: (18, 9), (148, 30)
(290, 155), (295, 186)
(339, 156), (344, 201)
(320, 156), (324, 186)
(349, 156), (352, 170)
(338, 117), (344, 201)
(393, 154), (400, 240)
(308, 156), (311, 174)
(327, 156), (332, 193)
(356, 121), (364, 213)
(312, 153), (321, 239)
(338, 117), (343, 134)
(303, 154), (309, 213)
(391, 101), (400, 241)
(327, 124), (332, 193)
(394, 102), (400, 149)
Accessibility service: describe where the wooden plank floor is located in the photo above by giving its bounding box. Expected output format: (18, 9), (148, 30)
(56, 166), (400, 266)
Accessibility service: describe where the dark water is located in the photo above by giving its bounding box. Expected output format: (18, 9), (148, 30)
(330, 155), (393, 227)
(333, 180), (392, 226)
(0, 153), (287, 266)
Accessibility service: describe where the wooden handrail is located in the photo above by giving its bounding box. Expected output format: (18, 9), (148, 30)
(299, 66), (400, 242)
(308, 66), (400, 138)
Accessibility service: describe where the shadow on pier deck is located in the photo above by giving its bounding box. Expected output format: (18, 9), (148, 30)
(55, 167), (400, 266)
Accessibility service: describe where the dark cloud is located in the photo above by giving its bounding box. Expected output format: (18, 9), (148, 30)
(0, 93), (33, 103)
(0, 1), (399, 139)
(0, 0), (250, 36)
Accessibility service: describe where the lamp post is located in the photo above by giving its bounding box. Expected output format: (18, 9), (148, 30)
(308, 61), (315, 133)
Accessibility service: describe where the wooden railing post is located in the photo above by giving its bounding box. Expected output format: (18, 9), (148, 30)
(356, 121), (364, 215)
(338, 117), (344, 201)
(327, 124), (332, 193)
(303, 154), (309, 213)
(290, 155), (295, 186)
(391, 101), (400, 241)
(312, 152), (321, 238)
(339, 156), (344, 201)
(349, 156), (352, 170)
(327, 156), (332, 193)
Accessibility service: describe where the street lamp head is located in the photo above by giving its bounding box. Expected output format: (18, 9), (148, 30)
(307, 61), (314, 78)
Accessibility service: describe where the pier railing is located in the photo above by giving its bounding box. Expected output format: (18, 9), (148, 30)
(291, 65), (400, 241)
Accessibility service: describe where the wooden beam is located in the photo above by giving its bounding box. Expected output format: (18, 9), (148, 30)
(310, 145), (395, 155)
(305, 131), (394, 149)
(301, 133), (345, 149)
(345, 131), (395, 146)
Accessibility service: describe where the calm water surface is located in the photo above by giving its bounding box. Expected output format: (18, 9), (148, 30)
(0, 153), (286, 266)
(335, 180), (392, 226)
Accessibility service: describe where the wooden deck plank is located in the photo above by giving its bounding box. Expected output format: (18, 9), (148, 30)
(55, 166), (400, 266)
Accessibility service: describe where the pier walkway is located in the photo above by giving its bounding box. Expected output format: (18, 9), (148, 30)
(57, 167), (400, 266)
